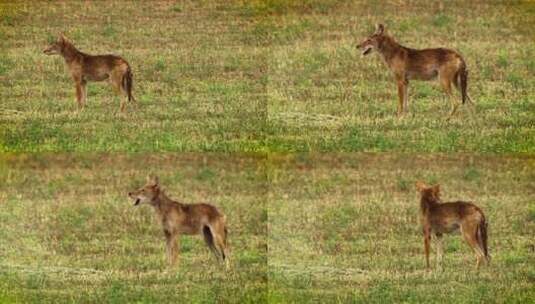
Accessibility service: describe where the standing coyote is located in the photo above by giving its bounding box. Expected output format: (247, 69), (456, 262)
(128, 175), (229, 268)
(43, 34), (135, 111)
(416, 181), (489, 269)
(357, 24), (473, 117)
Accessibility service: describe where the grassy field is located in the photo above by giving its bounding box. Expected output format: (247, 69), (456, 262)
(1, 1), (534, 152)
(262, 0), (535, 152)
(0, 154), (533, 303)
(0, 1), (267, 152)
(0, 154), (267, 303)
(1, 1), (534, 303)
(268, 154), (535, 302)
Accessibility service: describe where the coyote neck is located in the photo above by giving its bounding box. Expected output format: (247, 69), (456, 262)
(152, 191), (183, 213)
(378, 36), (404, 63)
(420, 195), (440, 214)
(61, 43), (83, 64)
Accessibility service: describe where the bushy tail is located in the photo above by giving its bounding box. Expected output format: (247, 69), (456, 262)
(478, 214), (490, 261)
(458, 61), (469, 104)
(122, 66), (135, 102)
(203, 226), (219, 258)
(224, 226), (228, 246)
(219, 218), (229, 261)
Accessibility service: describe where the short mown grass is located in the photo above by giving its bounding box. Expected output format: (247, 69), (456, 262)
(0, 1), (267, 152)
(264, 1), (535, 152)
(0, 154), (267, 303)
(1, 1), (534, 302)
(1, 1), (534, 152)
(268, 154), (535, 302)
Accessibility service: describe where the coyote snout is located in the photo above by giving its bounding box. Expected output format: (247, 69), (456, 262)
(356, 30), (380, 56)
(129, 175), (230, 269)
(128, 184), (157, 206)
(43, 42), (61, 55)
(416, 181), (489, 270)
(44, 34), (136, 112)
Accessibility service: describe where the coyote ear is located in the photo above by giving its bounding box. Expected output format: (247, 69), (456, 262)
(375, 23), (385, 35)
(58, 33), (67, 43)
(415, 181), (427, 192)
(146, 174), (159, 186)
(432, 184), (440, 197)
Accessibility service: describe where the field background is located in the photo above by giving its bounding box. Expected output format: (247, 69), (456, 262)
(268, 154), (535, 302)
(0, 154), (267, 303)
(1, 1), (534, 152)
(0, 154), (533, 303)
(265, 1), (535, 152)
(1, 0), (534, 303)
(0, 1), (267, 152)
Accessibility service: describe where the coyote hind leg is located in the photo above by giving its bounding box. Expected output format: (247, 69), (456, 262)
(441, 75), (459, 119)
(165, 230), (179, 267)
(110, 69), (128, 112)
(460, 224), (485, 269)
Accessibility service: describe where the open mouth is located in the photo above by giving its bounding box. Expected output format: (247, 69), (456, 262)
(362, 46), (372, 56)
(134, 198), (141, 206)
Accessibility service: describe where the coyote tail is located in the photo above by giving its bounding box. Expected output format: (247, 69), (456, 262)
(478, 214), (490, 261)
(122, 66), (135, 102)
(203, 225), (218, 256)
(458, 61), (469, 104)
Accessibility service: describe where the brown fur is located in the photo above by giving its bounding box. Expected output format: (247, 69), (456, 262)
(128, 175), (229, 268)
(416, 181), (489, 270)
(44, 34), (135, 111)
(357, 24), (473, 117)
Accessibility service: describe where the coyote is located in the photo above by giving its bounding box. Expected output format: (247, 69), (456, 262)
(357, 24), (473, 117)
(43, 34), (135, 111)
(416, 181), (489, 269)
(128, 175), (229, 268)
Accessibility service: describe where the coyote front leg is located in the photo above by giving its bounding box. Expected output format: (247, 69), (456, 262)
(396, 77), (408, 116)
(435, 233), (444, 270)
(165, 230), (179, 266)
(423, 225), (431, 269)
(74, 78), (85, 109)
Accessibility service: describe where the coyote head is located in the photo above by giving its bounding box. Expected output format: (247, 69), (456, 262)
(356, 23), (387, 56)
(128, 175), (161, 206)
(415, 181), (441, 200)
(43, 34), (69, 55)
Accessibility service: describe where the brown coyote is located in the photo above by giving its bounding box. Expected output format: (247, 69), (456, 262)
(43, 34), (135, 111)
(357, 24), (473, 117)
(128, 175), (229, 268)
(416, 181), (489, 269)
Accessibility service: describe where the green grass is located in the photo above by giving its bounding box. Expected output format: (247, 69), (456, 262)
(0, 1), (267, 152)
(268, 154), (535, 302)
(264, 1), (535, 152)
(1, 1), (534, 302)
(1, 1), (534, 152)
(1, 153), (534, 302)
(0, 154), (267, 303)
